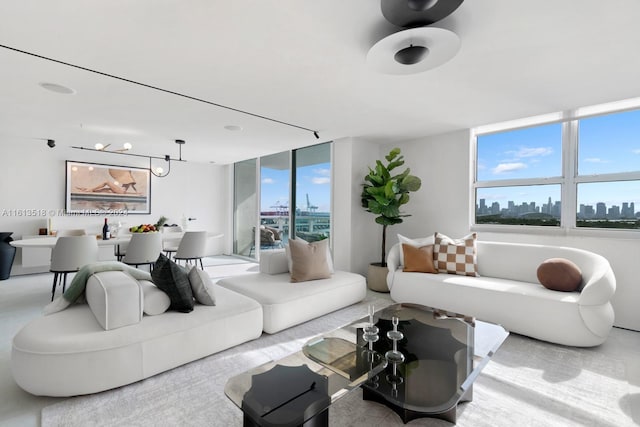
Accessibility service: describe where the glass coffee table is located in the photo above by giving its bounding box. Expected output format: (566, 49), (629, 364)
(225, 303), (508, 426)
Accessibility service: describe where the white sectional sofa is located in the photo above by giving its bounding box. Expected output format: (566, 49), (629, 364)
(12, 250), (366, 396)
(218, 249), (367, 334)
(12, 272), (263, 397)
(387, 240), (616, 347)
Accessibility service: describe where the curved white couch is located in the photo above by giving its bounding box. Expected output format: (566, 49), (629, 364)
(12, 274), (263, 397)
(387, 240), (616, 347)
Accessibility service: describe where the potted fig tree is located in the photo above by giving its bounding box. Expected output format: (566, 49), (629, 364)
(361, 147), (421, 291)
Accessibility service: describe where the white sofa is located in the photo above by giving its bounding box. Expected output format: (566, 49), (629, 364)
(218, 249), (367, 334)
(11, 271), (263, 397)
(387, 240), (616, 347)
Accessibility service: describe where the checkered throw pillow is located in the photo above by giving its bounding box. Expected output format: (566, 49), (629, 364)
(433, 232), (479, 277)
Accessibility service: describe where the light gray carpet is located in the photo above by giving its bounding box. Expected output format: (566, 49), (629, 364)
(40, 301), (639, 427)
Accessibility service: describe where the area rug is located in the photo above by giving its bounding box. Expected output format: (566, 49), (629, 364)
(41, 301), (638, 427)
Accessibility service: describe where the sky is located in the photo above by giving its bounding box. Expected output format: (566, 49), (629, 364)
(260, 163), (331, 213)
(477, 109), (640, 210)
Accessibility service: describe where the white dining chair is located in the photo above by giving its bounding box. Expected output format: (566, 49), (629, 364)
(50, 235), (99, 301)
(122, 232), (163, 270)
(55, 229), (87, 237)
(173, 231), (208, 269)
(161, 226), (184, 258)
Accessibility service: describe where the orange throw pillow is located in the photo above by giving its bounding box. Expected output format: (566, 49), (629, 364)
(402, 244), (438, 273)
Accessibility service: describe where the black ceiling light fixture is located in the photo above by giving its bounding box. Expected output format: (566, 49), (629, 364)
(367, 0), (464, 74)
(71, 139), (186, 178)
(394, 44), (430, 65)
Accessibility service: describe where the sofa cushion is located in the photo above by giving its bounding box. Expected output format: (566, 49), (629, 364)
(188, 267), (216, 305)
(85, 271), (143, 330)
(260, 250), (289, 275)
(397, 234), (435, 267)
(288, 238), (331, 282)
(139, 280), (171, 315)
(151, 254), (194, 313)
(402, 243), (437, 273)
(433, 232), (478, 277)
(537, 258), (583, 292)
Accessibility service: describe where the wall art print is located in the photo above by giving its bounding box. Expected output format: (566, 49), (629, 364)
(65, 161), (151, 214)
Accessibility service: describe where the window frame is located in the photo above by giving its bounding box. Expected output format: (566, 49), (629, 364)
(471, 101), (640, 237)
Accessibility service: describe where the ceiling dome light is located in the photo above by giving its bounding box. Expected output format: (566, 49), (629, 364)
(95, 143), (104, 150)
(39, 82), (76, 95)
(394, 45), (429, 65)
(381, 0), (463, 27)
(407, 0), (438, 11)
(367, 27), (460, 75)
(123, 142), (132, 150)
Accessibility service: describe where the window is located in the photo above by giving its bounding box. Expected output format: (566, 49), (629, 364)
(292, 143), (331, 242)
(232, 143), (333, 258)
(475, 123), (563, 227)
(474, 102), (640, 231)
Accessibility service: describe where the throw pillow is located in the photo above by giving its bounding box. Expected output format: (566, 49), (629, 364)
(288, 238), (331, 282)
(151, 254), (194, 312)
(188, 267), (216, 305)
(402, 243), (438, 273)
(139, 280), (171, 315)
(397, 234), (435, 267)
(433, 232), (479, 277)
(285, 238), (334, 273)
(537, 258), (582, 292)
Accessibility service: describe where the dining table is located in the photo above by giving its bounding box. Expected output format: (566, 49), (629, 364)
(9, 232), (223, 249)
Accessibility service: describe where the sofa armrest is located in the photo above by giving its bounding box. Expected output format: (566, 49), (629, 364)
(578, 257), (616, 306)
(386, 242), (402, 290)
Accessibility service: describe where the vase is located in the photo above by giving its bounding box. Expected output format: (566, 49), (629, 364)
(0, 232), (16, 280)
(367, 263), (389, 292)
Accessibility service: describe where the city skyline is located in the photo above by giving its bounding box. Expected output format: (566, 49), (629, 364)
(476, 197), (639, 219)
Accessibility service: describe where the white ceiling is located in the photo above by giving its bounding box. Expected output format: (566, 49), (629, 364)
(1, 1), (640, 165)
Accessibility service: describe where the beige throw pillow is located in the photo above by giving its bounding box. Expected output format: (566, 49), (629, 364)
(433, 232), (479, 277)
(402, 244), (438, 273)
(288, 238), (331, 283)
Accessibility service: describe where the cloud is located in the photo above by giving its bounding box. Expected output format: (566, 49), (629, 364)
(311, 177), (330, 184)
(313, 168), (331, 176)
(262, 178), (275, 184)
(492, 162), (527, 174)
(506, 147), (554, 159)
(584, 158), (610, 163)
(633, 149), (640, 155)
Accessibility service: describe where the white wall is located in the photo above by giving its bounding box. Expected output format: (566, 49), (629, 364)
(374, 130), (640, 331)
(332, 137), (382, 275)
(0, 138), (228, 274)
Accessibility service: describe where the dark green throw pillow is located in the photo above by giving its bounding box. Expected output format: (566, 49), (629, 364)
(151, 254), (194, 312)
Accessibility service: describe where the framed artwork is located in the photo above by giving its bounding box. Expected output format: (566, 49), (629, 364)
(65, 161), (151, 214)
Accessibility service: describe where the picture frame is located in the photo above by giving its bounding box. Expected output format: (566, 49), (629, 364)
(65, 161), (151, 214)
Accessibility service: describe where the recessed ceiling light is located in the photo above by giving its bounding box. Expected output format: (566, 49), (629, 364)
(224, 125), (243, 131)
(39, 82), (76, 95)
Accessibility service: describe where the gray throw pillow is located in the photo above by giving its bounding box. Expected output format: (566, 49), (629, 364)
(151, 254), (194, 312)
(187, 267), (216, 305)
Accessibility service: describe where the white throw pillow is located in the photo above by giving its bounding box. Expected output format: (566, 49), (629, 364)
(285, 238), (334, 273)
(139, 280), (171, 315)
(187, 267), (216, 305)
(397, 234), (435, 267)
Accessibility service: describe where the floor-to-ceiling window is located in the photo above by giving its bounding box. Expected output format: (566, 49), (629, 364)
(232, 142), (332, 258)
(233, 158), (257, 257)
(292, 143), (331, 242)
(260, 152), (290, 246)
